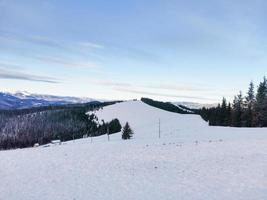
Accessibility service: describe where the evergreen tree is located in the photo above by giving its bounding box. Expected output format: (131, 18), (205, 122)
(246, 81), (256, 104)
(254, 77), (267, 127)
(231, 92), (244, 127)
(108, 118), (122, 134)
(220, 98), (228, 126)
(122, 122), (134, 140)
(244, 81), (255, 127)
(199, 77), (267, 128)
(226, 102), (232, 126)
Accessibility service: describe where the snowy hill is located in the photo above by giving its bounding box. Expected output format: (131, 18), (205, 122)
(90, 100), (207, 140)
(91, 100), (267, 142)
(1, 100), (267, 200)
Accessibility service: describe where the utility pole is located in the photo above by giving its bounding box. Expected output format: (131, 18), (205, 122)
(107, 124), (110, 141)
(158, 118), (161, 139)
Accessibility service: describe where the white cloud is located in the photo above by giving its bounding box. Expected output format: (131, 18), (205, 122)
(36, 57), (98, 69)
(79, 42), (104, 49)
(0, 69), (59, 83)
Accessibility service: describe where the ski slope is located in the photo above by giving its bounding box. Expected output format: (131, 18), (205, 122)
(90, 100), (267, 142)
(89, 100), (208, 140)
(1, 100), (267, 200)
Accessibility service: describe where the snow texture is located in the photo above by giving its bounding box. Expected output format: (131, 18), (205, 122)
(1, 100), (267, 200)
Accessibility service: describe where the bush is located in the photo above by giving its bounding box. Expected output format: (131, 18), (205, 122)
(109, 119), (122, 134)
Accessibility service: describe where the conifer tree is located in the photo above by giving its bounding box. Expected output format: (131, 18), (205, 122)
(226, 102), (232, 126)
(254, 77), (267, 126)
(220, 98), (228, 126)
(246, 81), (256, 104)
(244, 81), (255, 127)
(122, 122), (134, 140)
(199, 77), (267, 128)
(231, 92), (244, 127)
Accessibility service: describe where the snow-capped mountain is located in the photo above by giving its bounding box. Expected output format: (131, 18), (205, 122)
(0, 91), (96, 110)
(173, 101), (217, 109)
(13, 91), (95, 103)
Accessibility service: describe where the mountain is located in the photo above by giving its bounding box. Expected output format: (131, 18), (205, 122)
(173, 101), (217, 109)
(0, 91), (96, 110)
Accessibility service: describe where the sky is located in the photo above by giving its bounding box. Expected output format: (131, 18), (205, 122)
(0, 0), (267, 103)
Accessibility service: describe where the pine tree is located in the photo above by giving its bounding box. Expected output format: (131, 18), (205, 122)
(246, 81), (256, 104)
(244, 81), (255, 127)
(199, 77), (267, 128)
(122, 122), (134, 140)
(254, 77), (267, 127)
(226, 102), (232, 126)
(220, 98), (228, 126)
(231, 92), (244, 127)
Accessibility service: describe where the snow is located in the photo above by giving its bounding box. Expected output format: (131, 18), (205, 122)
(174, 104), (194, 113)
(89, 100), (208, 140)
(1, 100), (267, 200)
(173, 101), (217, 109)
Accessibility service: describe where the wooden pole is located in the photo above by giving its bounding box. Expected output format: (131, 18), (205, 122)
(107, 125), (110, 141)
(159, 118), (161, 139)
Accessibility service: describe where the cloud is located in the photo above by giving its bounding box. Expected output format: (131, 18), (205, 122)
(91, 80), (132, 87)
(0, 63), (59, 83)
(27, 36), (104, 52)
(90, 79), (212, 92)
(0, 29), (104, 55)
(0, 62), (23, 70)
(78, 42), (104, 49)
(87, 79), (226, 102)
(0, 30), (105, 69)
(36, 57), (98, 68)
(145, 84), (212, 92)
(115, 88), (217, 101)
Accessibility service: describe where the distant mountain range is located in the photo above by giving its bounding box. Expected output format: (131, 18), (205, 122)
(172, 101), (217, 109)
(0, 91), (96, 110)
(0, 91), (217, 110)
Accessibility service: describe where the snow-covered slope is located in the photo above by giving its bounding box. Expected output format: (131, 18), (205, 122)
(91, 100), (267, 142)
(90, 100), (207, 140)
(1, 100), (267, 200)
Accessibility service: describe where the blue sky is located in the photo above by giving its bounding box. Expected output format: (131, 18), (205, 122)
(0, 0), (267, 103)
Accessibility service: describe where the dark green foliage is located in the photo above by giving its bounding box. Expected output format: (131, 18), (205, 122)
(108, 119), (122, 134)
(178, 104), (199, 113)
(200, 77), (267, 127)
(122, 122), (133, 140)
(141, 98), (194, 114)
(231, 92), (244, 127)
(243, 82), (255, 127)
(254, 77), (267, 126)
(0, 101), (121, 150)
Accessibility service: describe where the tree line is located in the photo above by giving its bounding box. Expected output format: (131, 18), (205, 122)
(200, 77), (267, 127)
(141, 98), (194, 114)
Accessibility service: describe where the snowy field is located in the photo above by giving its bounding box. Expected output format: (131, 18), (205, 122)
(1, 101), (267, 200)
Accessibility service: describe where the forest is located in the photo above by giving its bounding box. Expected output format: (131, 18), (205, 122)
(141, 98), (194, 114)
(200, 77), (267, 127)
(0, 101), (122, 150)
